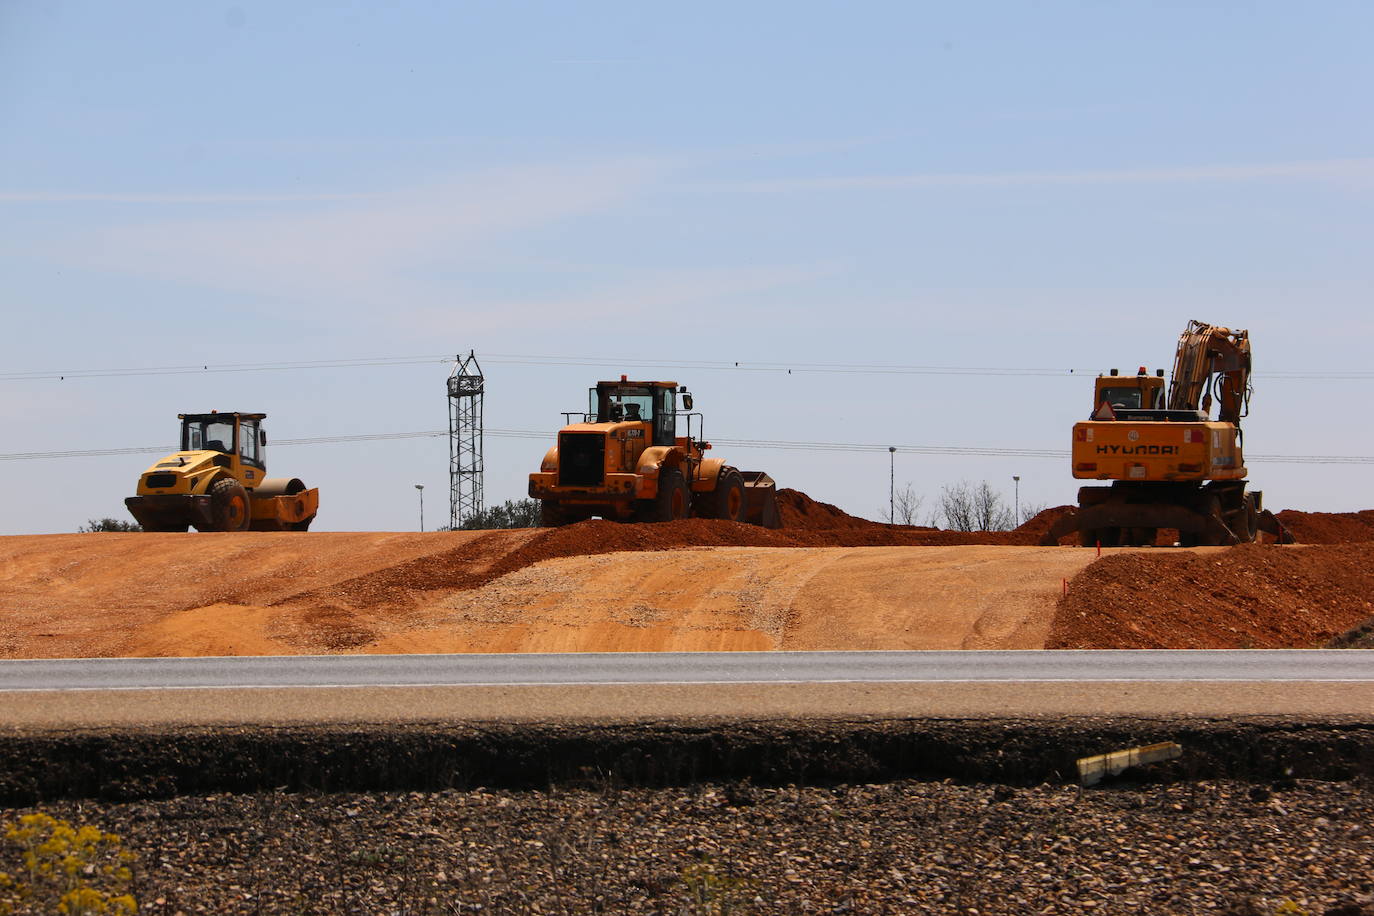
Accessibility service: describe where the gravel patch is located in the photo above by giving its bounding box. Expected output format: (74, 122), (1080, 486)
(7, 779), (1373, 915)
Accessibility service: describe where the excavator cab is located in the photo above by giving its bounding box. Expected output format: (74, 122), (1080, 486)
(1093, 368), (1166, 416)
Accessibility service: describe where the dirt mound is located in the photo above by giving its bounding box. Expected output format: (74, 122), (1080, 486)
(309, 516), (1047, 614)
(1273, 509), (1374, 544)
(1048, 543), (1374, 649)
(776, 488), (891, 530)
(1010, 504), (1083, 545)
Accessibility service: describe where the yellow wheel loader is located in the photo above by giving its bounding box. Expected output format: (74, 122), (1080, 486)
(1041, 321), (1292, 547)
(125, 412), (319, 532)
(528, 377), (780, 528)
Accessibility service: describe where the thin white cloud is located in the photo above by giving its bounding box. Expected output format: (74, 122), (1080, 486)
(0, 191), (379, 203)
(39, 159), (670, 309)
(412, 261), (846, 333)
(694, 157), (1374, 193)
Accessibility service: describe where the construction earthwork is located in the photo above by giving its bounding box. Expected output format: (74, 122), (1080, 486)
(4, 493), (1374, 915)
(2, 490), (1373, 658)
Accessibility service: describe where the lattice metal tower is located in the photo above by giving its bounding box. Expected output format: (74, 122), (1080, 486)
(447, 351), (485, 529)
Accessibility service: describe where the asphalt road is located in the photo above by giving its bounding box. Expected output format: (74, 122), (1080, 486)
(0, 651), (1371, 729)
(1, 650), (1372, 691)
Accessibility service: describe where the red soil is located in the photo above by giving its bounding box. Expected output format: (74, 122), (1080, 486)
(1047, 543), (1374, 649)
(1272, 509), (1374, 544)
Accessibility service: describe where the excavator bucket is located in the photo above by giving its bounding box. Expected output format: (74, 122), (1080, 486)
(1257, 509), (1296, 544)
(739, 471), (781, 529)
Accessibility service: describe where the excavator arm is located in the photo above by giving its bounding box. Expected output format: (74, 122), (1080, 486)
(1166, 320), (1251, 424)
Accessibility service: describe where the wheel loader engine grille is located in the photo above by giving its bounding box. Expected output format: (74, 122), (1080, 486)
(144, 472), (178, 488)
(559, 433), (606, 487)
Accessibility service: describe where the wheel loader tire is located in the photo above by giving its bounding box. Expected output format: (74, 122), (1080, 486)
(142, 520), (189, 533)
(640, 468), (690, 523)
(698, 468), (748, 522)
(204, 478), (252, 532)
(539, 500), (590, 527)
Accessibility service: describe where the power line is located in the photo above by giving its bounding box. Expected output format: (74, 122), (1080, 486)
(3, 428), (1370, 465)
(4, 351), (1373, 382)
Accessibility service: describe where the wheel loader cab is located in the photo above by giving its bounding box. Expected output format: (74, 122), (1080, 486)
(590, 381), (677, 446)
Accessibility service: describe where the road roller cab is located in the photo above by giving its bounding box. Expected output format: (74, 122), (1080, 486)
(125, 411), (319, 532)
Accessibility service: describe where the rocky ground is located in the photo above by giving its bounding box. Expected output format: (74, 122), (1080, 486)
(5, 778), (1373, 915)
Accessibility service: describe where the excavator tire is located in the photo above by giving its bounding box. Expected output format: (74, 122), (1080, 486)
(1239, 493), (1259, 542)
(1124, 526), (1157, 547)
(202, 478), (252, 532)
(638, 468), (690, 523)
(696, 468), (748, 522)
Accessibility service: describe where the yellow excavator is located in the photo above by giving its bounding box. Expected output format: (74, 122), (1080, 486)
(125, 411), (318, 532)
(1041, 320), (1292, 547)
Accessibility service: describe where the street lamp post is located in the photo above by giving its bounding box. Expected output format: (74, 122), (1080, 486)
(415, 484), (425, 532)
(1012, 476), (1020, 526)
(889, 447), (896, 526)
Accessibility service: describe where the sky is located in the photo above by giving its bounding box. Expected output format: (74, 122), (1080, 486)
(3, 1), (1372, 534)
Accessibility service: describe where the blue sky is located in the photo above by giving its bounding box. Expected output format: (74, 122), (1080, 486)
(3, 1), (1372, 533)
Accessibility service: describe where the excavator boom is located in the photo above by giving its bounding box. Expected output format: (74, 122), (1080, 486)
(1167, 320), (1251, 424)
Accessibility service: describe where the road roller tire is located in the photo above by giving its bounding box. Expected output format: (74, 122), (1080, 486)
(204, 478), (251, 532)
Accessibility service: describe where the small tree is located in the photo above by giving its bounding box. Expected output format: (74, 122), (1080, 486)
(458, 499), (541, 530)
(937, 480), (1015, 532)
(882, 483), (925, 526)
(78, 518), (141, 533)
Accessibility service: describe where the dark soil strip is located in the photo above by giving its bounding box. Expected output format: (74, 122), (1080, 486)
(3, 717), (1373, 804)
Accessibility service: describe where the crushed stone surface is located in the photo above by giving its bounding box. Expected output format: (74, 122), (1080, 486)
(6, 779), (1372, 915)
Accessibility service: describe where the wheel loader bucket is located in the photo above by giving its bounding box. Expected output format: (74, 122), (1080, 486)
(739, 471), (781, 529)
